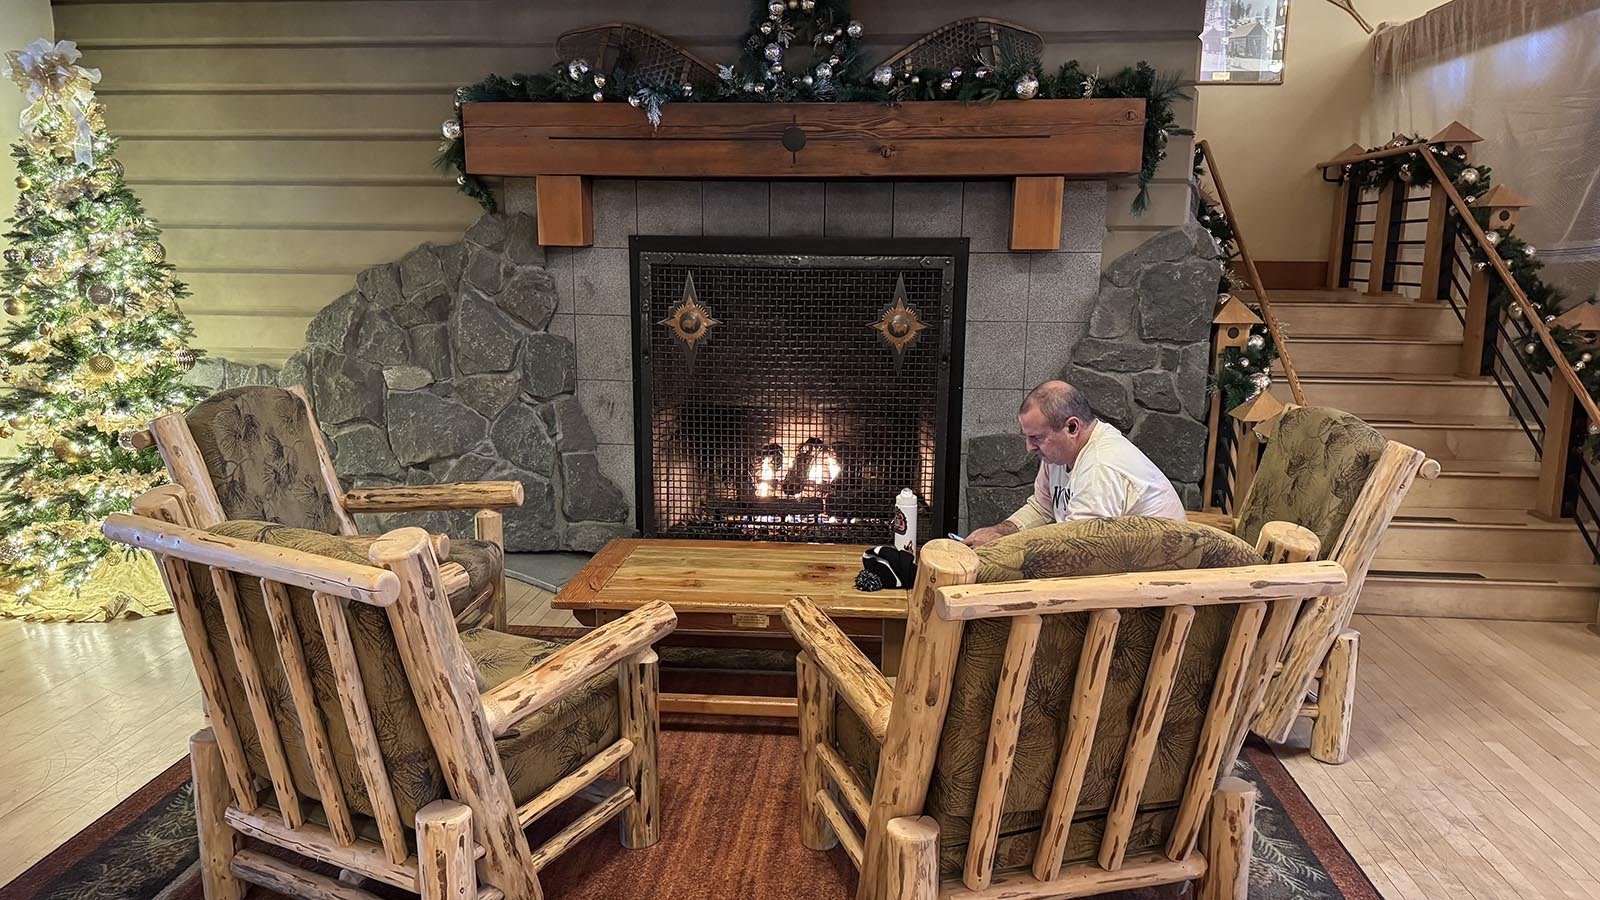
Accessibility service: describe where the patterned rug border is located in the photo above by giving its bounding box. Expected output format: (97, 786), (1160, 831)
(1239, 742), (1381, 900)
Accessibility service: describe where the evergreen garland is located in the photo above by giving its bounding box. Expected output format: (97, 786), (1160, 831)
(1213, 327), (1278, 412)
(435, 8), (1190, 216)
(1193, 146), (1237, 292)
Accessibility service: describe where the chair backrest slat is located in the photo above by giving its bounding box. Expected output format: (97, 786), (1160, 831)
(285, 386), (359, 535)
(149, 414), (228, 528)
(260, 578), (355, 846)
(209, 566), (304, 828)
(312, 591), (410, 865)
(962, 613), (1042, 891)
(1227, 523), (1321, 766)
(1031, 608), (1121, 883)
(1097, 604), (1195, 872)
(1164, 600), (1266, 860)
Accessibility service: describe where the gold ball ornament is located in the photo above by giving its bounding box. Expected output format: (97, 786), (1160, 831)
(36, 321), (52, 336)
(88, 353), (115, 375)
(0, 423), (11, 439)
(175, 347), (197, 370)
(52, 437), (83, 463)
(87, 283), (113, 305)
(14, 175), (30, 191)
(143, 243), (166, 263)
(3, 297), (23, 317)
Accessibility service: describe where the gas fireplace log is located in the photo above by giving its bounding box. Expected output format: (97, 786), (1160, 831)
(342, 482), (525, 513)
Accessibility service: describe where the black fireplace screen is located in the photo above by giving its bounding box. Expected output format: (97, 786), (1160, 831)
(631, 237), (966, 544)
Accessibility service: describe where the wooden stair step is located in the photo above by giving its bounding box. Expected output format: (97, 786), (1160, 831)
(1368, 415), (1537, 463)
(1360, 560), (1600, 622)
(1402, 462), (1538, 510)
(1378, 509), (1592, 564)
(1264, 288), (1408, 303)
(1270, 376), (1506, 418)
(1267, 300), (1461, 340)
(1278, 337), (1461, 376)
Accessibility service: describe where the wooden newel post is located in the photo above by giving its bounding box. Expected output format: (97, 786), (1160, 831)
(1325, 143), (1364, 291)
(1228, 391), (1287, 507)
(1202, 296), (1264, 512)
(1534, 373), (1579, 520)
(1457, 266), (1492, 377)
(1366, 179), (1399, 296)
(1424, 122), (1486, 304)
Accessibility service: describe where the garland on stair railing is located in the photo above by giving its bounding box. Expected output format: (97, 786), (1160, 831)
(1214, 324), (1278, 413)
(435, 4), (1190, 215)
(1346, 134), (1600, 455)
(1192, 147), (1237, 292)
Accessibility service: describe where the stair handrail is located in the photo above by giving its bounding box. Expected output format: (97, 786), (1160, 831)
(1196, 139), (1308, 406)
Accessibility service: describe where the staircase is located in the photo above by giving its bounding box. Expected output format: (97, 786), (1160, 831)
(1268, 288), (1600, 622)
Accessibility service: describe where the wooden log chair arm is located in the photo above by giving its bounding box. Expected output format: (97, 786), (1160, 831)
(482, 599), (678, 738)
(342, 481), (526, 513)
(783, 595), (894, 743)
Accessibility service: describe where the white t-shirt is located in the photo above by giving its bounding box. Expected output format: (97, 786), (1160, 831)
(1008, 422), (1187, 526)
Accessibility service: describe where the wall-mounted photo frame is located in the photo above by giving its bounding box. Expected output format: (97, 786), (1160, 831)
(1201, 0), (1290, 84)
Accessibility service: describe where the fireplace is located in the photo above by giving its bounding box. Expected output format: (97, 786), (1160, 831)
(631, 237), (967, 543)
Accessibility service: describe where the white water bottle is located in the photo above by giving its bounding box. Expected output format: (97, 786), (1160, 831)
(893, 489), (918, 553)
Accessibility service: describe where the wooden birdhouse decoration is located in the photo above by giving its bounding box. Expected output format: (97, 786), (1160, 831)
(1226, 389), (1287, 502)
(1476, 184), (1530, 231)
(1551, 301), (1600, 347)
(1230, 388), (1287, 438)
(1213, 294), (1262, 353)
(1430, 121), (1483, 159)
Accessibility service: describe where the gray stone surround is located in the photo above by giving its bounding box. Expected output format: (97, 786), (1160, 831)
(198, 178), (1219, 544)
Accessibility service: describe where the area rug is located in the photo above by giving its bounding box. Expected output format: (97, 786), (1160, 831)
(1, 715), (1376, 900)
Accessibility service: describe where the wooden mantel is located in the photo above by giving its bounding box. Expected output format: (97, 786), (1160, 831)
(461, 99), (1147, 251)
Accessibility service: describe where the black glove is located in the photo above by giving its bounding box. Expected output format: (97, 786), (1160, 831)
(857, 544), (916, 592)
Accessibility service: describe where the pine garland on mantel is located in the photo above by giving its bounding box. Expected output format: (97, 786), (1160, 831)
(1346, 134), (1600, 455)
(436, 3), (1191, 215)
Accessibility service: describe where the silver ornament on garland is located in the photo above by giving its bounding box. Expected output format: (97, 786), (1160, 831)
(764, 42), (782, 62)
(1583, 353), (1593, 363)
(1246, 333), (1266, 350)
(815, 62), (832, 79)
(872, 66), (895, 87)
(591, 91), (604, 102)
(821, 32), (835, 44)
(909, 74), (920, 84)
(1524, 244), (1537, 258)
(592, 73), (607, 89)
(1398, 163), (1412, 182)
(1237, 357), (1251, 369)
(628, 94), (643, 108)
(1458, 167), (1480, 185)
(1484, 230), (1501, 246)
(940, 78), (954, 92)
(801, 0), (815, 8)
(760, 21), (774, 35)
(1591, 422), (1600, 436)
(1525, 342), (1538, 354)
(1509, 303), (1523, 319)
(770, 62), (783, 74)
(1464, 194), (1477, 204)
(801, 74), (814, 86)
(2, 248), (17, 265)
(846, 20), (863, 38)
(441, 119), (461, 140)
(950, 66), (964, 79)
(456, 174), (467, 185)
(1014, 73), (1040, 100)
(973, 66), (991, 80)
(1081, 77), (1096, 97)
(567, 58), (590, 81)
(767, 1), (784, 15)
(752, 82), (766, 95)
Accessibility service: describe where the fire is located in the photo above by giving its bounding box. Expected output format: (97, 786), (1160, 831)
(753, 436), (841, 498)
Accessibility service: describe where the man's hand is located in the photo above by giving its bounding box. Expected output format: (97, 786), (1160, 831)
(964, 524), (1016, 547)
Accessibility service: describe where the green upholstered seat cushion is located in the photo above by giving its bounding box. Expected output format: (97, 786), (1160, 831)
(191, 520), (616, 828)
(445, 538), (504, 624)
(834, 516), (1262, 878)
(185, 386), (345, 533)
(1234, 405), (1386, 552)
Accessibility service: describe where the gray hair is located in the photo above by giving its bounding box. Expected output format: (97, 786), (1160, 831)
(1020, 381), (1097, 431)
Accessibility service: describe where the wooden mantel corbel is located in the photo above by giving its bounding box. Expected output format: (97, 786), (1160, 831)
(460, 99), (1146, 251)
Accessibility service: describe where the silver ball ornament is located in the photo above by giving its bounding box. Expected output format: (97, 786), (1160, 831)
(1484, 230), (1501, 246)
(801, 0), (815, 8)
(940, 78), (954, 92)
(1582, 353), (1593, 363)
(801, 74), (813, 86)
(1458, 167), (1480, 185)
(628, 94), (643, 108)
(1014, 73), (1040, 100)
(1590, 422), (1600, 436)
(567, 59), (590, 81)
(456, 175), (467, 185)
(680, 83), (693, 97)
(1398, 163), (1412, 182)
(752, 82), (766, 95)
(872, 66), (895, 87)
(822, 32), (835, 44)
(1525, 342), (1538, 354)
(441, 119), (462, 140)
(814, 63), (832, 80)
(770, 62), (783, 74)
(1246, 333), (1266, 350)
(1524, 245), (1537, 258)
(1465, 194), (1477, 204)
(973, 66), (991, 80)
(768, 1), (784, 15)
(1509, 303), (1523, 319)
(1237, 357), (1251, 369)
(950, 67), (964, 79)
(909, 74), (920, 84)
(592, 73), (607, 89)
(760, 21), (774, 34)
(846, 20), (863, 38)
(1578, 360), (1587, 371)
(764, 42), (783, 62)
(1547, 314), (1558, 323)
(591, 91), (604, 102)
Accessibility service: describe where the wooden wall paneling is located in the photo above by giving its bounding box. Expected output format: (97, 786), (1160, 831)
(1010, 177), (1065, 251)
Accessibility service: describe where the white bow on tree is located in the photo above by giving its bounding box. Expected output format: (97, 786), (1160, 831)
(5, 38), (102, 165)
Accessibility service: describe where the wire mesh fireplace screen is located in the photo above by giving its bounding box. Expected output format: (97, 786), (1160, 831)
(632, 237), (966, 544)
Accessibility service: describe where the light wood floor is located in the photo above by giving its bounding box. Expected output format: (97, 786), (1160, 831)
(2, 601), (1598, 898)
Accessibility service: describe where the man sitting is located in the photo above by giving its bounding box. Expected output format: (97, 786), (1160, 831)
(965, 380), (1186, 547)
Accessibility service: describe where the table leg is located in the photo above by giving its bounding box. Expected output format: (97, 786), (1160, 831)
(881, 619), (907, 678)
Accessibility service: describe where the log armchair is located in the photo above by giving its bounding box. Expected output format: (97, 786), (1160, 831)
(784, 520), (1346, 900)
(1192, 405), (1435, 764)
(102, 483), (676, 900)
(138, 384), (522, 630)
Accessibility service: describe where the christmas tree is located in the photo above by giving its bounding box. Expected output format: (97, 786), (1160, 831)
(0, 40), (202, 619)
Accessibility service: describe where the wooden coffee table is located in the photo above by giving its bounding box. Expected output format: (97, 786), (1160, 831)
(555, 538), (908, 717)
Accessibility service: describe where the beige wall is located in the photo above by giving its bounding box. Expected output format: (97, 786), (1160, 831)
(55, 0), (1204, 364)
(1194, 0), (1443, 263)
(1, 1), (55, 221)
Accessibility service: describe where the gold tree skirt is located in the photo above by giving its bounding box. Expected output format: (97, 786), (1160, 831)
(0, 551), (172, 622)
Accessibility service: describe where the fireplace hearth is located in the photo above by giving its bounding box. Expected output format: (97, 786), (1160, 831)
(632, 237), (966, 544)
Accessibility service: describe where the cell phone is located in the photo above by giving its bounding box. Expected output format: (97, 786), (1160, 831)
(947, 532), (965, 542)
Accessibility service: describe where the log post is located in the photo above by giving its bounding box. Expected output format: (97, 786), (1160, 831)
(797, 651), (839, 851)
(191, 729), (245, 900)
(883, 816), (940, 900)
(475, 509), (507, 631)
(1417, 184), (1450, 302)
(617, 648), (661, 849)
(1325, 143), (1364, 290)
(1457, 267), (1492, 377)
(1311, 629), (1359, 764)
(1196, 777), (1256, 900)
(416, 801), (477, 900)
(1534, 372), (1578, 520)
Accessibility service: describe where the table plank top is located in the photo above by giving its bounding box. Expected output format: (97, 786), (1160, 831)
(554, 538), (909, 619)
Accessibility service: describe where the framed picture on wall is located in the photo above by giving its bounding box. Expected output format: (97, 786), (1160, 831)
(1200, 0), (1290, 83)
